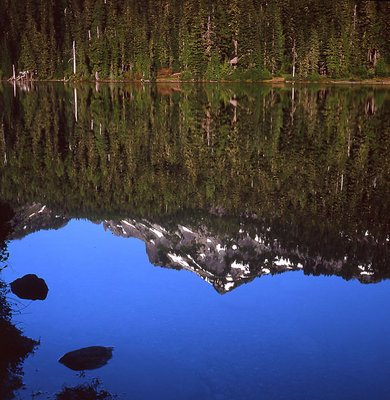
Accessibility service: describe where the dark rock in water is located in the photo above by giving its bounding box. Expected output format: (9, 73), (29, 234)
(59, 346), (113, 371)
(10, 274), (49, 300)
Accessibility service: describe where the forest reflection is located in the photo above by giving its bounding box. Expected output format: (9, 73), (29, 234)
(0, 203), (37, 400)
(0, 83), (389, 288)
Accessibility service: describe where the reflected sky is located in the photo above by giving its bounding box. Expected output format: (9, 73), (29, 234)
(3, 219), (390, 400)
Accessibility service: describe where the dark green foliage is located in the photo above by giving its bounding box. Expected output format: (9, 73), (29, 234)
(0, 203), (37, 400)
(0, 0), (389, 80)
(0, 279), (38, 400)
(0, 202), (13, 271)
(56, 379), (114, 400)
(0, 280), (11, 320)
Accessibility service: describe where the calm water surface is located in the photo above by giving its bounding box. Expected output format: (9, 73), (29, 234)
(0, 83), (389, 399)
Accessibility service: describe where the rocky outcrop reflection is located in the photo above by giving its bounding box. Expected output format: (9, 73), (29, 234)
(104, 214), (389, 293)
(3, 201), (389, 294)
(59, 346), (114, 371)
(9, 203), (69, 240)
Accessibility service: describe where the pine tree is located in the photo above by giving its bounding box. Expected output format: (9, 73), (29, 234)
(0, 0), (389, 80)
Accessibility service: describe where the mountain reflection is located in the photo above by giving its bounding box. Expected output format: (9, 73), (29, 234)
(0, 83), (389, 292)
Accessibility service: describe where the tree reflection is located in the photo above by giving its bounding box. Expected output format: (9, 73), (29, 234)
(55, 379), (115, 400)
(0, 203), (38, 400)
(0, 84), (388, 288)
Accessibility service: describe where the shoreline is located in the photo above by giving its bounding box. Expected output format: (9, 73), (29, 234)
(2, 77), (390, 86)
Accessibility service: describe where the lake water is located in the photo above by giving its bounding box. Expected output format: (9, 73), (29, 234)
(0, 83), (389, 400)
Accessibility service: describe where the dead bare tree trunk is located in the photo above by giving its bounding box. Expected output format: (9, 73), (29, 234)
(0, 123), (7, 166)
(292, 38), (297, 78)
(74, 87), (78, 122)
(72, 41), (76, 75)
(290, 86), (296, 126)
(204, 15), (213, 57)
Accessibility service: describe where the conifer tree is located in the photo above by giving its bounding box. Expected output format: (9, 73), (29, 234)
(0, 0), (388, 80)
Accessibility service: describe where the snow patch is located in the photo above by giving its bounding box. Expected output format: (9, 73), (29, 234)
(231, 260), (250, 273)
(168, 253), (190, 268)
(203, 277), (213, 285)
(262, 268), (271, 274)
(154, 224), (167, 233)
(360, 271), (374, 276)
(224, 282), (235, 291)
(122, 220), (136, 228)
(181, 226), (194, 234)
(274, 257), (291, 267)
(28, 205), (46, 218)
(254, 235), (263, 244)
(150, 228), (164, 238)
(187, 254), (202, 268)
(216, 244), (226, 253)
(226, 274), (234, 282)
(358, 264), (373, 274)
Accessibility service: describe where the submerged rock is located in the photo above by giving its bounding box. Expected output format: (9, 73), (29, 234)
(59, 346), (113, 371)
(10, 274), (49, 300)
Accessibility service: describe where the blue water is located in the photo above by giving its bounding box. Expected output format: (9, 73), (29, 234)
(3, 220), (390, 400)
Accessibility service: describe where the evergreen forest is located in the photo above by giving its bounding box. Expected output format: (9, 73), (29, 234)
(1, 0), (389, 81)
